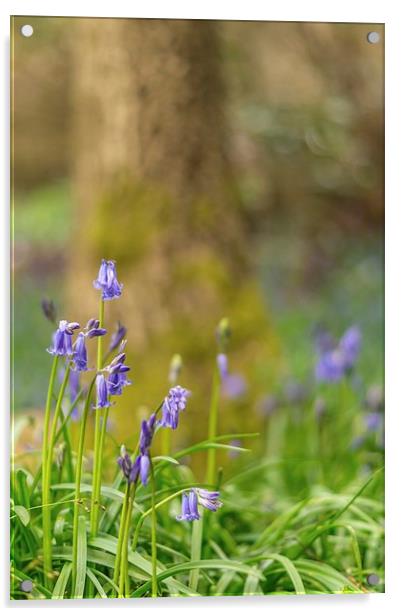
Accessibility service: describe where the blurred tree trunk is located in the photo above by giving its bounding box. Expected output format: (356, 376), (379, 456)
(70, 18), (276, 442)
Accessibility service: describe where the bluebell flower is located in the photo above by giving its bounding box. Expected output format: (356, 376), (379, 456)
(221, 374), (247, 400)
(256, 394), (279, 417)
(73, 333), (88, 371)
(105, 352), (132, 396)
(176, 489), (222, 521)
(48, 320), (80, 356)
(159, 385), (190, 429)
(140, 413), (157, 453)
(93, 259), (123, 301)
(117, 445), (140, 484)
(109, 321), (127, 352)
(94, 374), (111, 409)
(196, 489), (222, 511)
(176, 491), (200, 521)
(216, 353), (229, 379)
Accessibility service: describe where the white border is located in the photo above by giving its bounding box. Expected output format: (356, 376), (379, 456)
(2, 1), (401, 613)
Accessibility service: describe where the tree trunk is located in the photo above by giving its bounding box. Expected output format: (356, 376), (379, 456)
(70, 18), (276, 445)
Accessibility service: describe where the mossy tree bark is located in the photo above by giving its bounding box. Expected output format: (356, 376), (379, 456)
(70, 18), (277, 448)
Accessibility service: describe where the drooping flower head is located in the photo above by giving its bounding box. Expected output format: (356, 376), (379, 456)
(159, 385), (190, 430)
(129, 413), (157, 486)
(48, 320), (80, 356)
(176, 488), (222, 522)
(94, 373), (111, 409)
(93, 259), (123, 301)
(72, 319), (106, 372)
(105, 352), (132, 396)
(41, 298), (57, 324)
(117, 445), (140, 484)
(109, 321), (127, 353)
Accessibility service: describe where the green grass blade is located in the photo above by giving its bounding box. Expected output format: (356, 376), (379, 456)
(73, 516), (87, 598)
(52, 562), (72, 599)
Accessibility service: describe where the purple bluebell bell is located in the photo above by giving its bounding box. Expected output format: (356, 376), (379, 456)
(159, 385), (190, 429)
(284, 379), (308, 404)
(93, 259), (123, 301)
(105, 352), (132, 396)
(48, 320), (80, 356)
(196, 488), (222, 511)
(221, 373), (247, 400)
(109, 321), (127, 352)
(176, 491), (200, 521)
(315, 325), (362, 383)
(176, 488), (222, 522)
(117, 445), (140, 484)
(228, 438), (242, 459)
(94, 374), (111, 409)
(73, 333), (88, 371)
(131, 413), (157, 486)
(216, 353), (229, 380)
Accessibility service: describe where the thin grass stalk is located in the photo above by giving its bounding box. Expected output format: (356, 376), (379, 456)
(113, 481), (130, 591)
(71, 377), (95, 594)
(150, 460), (158, 597)
(42, 361), (70, 587)
(90, 298), (105, 537)
(118, 483), (136, 597)
(41, 354), (59, 587)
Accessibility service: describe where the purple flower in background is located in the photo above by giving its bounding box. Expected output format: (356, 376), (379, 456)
(315, 325), (362, 383)
(159, 386), (190, 429)
(222, 374), (247, 400)
(315, 350), (345, 383)
(284, 379), (308, 404)
(314, 397), (327, 420)
(109, 321), (127, 352)
(94, 374), (111, 409)
(228, 438), (242, 459)
(94, 259), (123, 300)
(365, 411), (382, 432)
(216, 353), (229, 379)
(339, 326), (362, 370)
(48, 320), (80, 356)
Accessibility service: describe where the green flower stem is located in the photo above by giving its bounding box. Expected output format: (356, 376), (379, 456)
(189, 365), (220, 592)
(42, 360), (71, 587)
(150, 460), (158, 598)
(71, 377), (95, 595)
(131, 487), (187, 552)
(41, 354), (59, 587)
(118, 482), (136, 598)
(113, 482), (130, 591)
(90, 297), (105, 537)
(206, 366), (221, 486)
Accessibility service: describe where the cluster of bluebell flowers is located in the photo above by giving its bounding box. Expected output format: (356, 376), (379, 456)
(94, 259), (123, 301)
(159, 385), (190, 429)
(315, 326), (362, 383)
(176, 488), (222, 522)
(117, 413), (157, 486)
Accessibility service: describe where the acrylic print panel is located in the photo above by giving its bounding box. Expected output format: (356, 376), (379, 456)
(10, 16), (384, 599)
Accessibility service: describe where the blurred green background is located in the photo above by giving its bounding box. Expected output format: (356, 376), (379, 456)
(12, 18), (383, 480)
